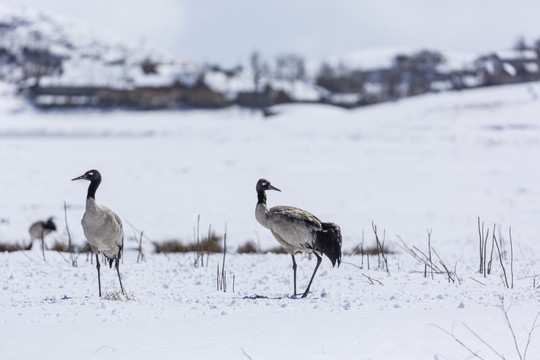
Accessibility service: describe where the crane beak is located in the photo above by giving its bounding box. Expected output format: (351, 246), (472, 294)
(268, 184), (281, 192)
(71, 174), (87, 181)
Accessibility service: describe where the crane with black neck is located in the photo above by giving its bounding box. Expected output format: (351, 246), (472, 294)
(255, 178), (342, 298)
(72, 169), (125, 297)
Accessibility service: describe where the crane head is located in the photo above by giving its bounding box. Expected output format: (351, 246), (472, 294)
(256, 178), (281, 192)
(71, 169), (102, 182)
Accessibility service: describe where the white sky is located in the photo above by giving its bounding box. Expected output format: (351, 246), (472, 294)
(7, 0), (540, 66)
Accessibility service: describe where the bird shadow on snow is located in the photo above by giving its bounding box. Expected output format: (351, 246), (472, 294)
(242, 294), (316, 300)
(42, 295), (73, 303)
(42, 291), (135, 303)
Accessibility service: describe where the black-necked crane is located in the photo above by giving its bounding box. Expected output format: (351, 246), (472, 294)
(28, 217), (56, 260)
(72, 169), (125, 297)
(255, 178), (342, 298)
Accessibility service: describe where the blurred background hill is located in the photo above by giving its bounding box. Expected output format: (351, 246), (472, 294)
(2, 2), (540, 110)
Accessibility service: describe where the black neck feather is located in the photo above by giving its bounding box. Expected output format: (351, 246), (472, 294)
(87, 178), (101, 199)
(257, 190), (267, 205)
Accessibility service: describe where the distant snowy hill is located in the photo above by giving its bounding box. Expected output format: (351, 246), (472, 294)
(0, 4), (201, 88)
(1, 4), (540, 110)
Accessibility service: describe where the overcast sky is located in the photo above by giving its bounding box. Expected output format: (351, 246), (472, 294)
(7, 0), (540, 66)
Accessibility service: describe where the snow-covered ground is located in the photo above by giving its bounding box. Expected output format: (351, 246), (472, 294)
(1, 82), (540, 359)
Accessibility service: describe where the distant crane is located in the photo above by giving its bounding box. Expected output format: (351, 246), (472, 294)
(255, 179), (342, 298)
(28, 217), (56, 260)
(72, 169), (125, 297)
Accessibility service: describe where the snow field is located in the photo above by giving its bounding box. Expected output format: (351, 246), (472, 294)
(1, 246), (539, 359)
(1, 82), (540, 358)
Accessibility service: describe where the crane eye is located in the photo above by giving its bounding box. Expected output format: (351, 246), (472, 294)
(88, 172), (94, 176)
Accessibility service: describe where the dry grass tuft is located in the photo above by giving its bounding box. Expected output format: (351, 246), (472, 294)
(198, 232), (223, 253)
(350, 244), (395, 256)
(102, 290), (136, 302)
(153, 239), (189, 253)
(237, 241), (259, 254)
(264, 246), (288, 254)
(50, 240), (91, 253)
(0, 241), (30, 252)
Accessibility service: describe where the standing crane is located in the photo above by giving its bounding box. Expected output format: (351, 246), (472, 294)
(28, 217), (56, 260)
(72, 169), (125, 297)
(255, 178), (342, 298)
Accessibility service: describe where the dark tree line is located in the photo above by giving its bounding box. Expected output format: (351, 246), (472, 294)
(315, 37), (540, 107)
(249, 51), (306, 97)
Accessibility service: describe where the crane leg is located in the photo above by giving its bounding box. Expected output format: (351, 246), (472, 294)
(96, 254), (102, 297)
(291, 254), (297, 296)
(40, 236), (46, 261)
(302, 252), (322, 298)
(115, 257), (125, 295)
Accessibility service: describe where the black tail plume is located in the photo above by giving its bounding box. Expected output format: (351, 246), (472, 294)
(315, 222), (342, 267)
(43, 219), (56, 231)
(107, 244), (123, 269)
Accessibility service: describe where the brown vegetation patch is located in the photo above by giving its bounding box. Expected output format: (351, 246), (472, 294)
(0, 241), (29, 252)
(236, 241), (259, 254)
(153, 232), (223, 254)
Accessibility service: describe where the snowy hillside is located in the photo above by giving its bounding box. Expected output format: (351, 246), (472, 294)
(5, 4), (540, 111)
(0, 4), (200, 88)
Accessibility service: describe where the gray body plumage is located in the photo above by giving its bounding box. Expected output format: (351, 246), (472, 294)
(28, 217), (56, 259)
(82, 198), (123, 260)
(29, 221), (54, 242)
(256, 204), (322, 255)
